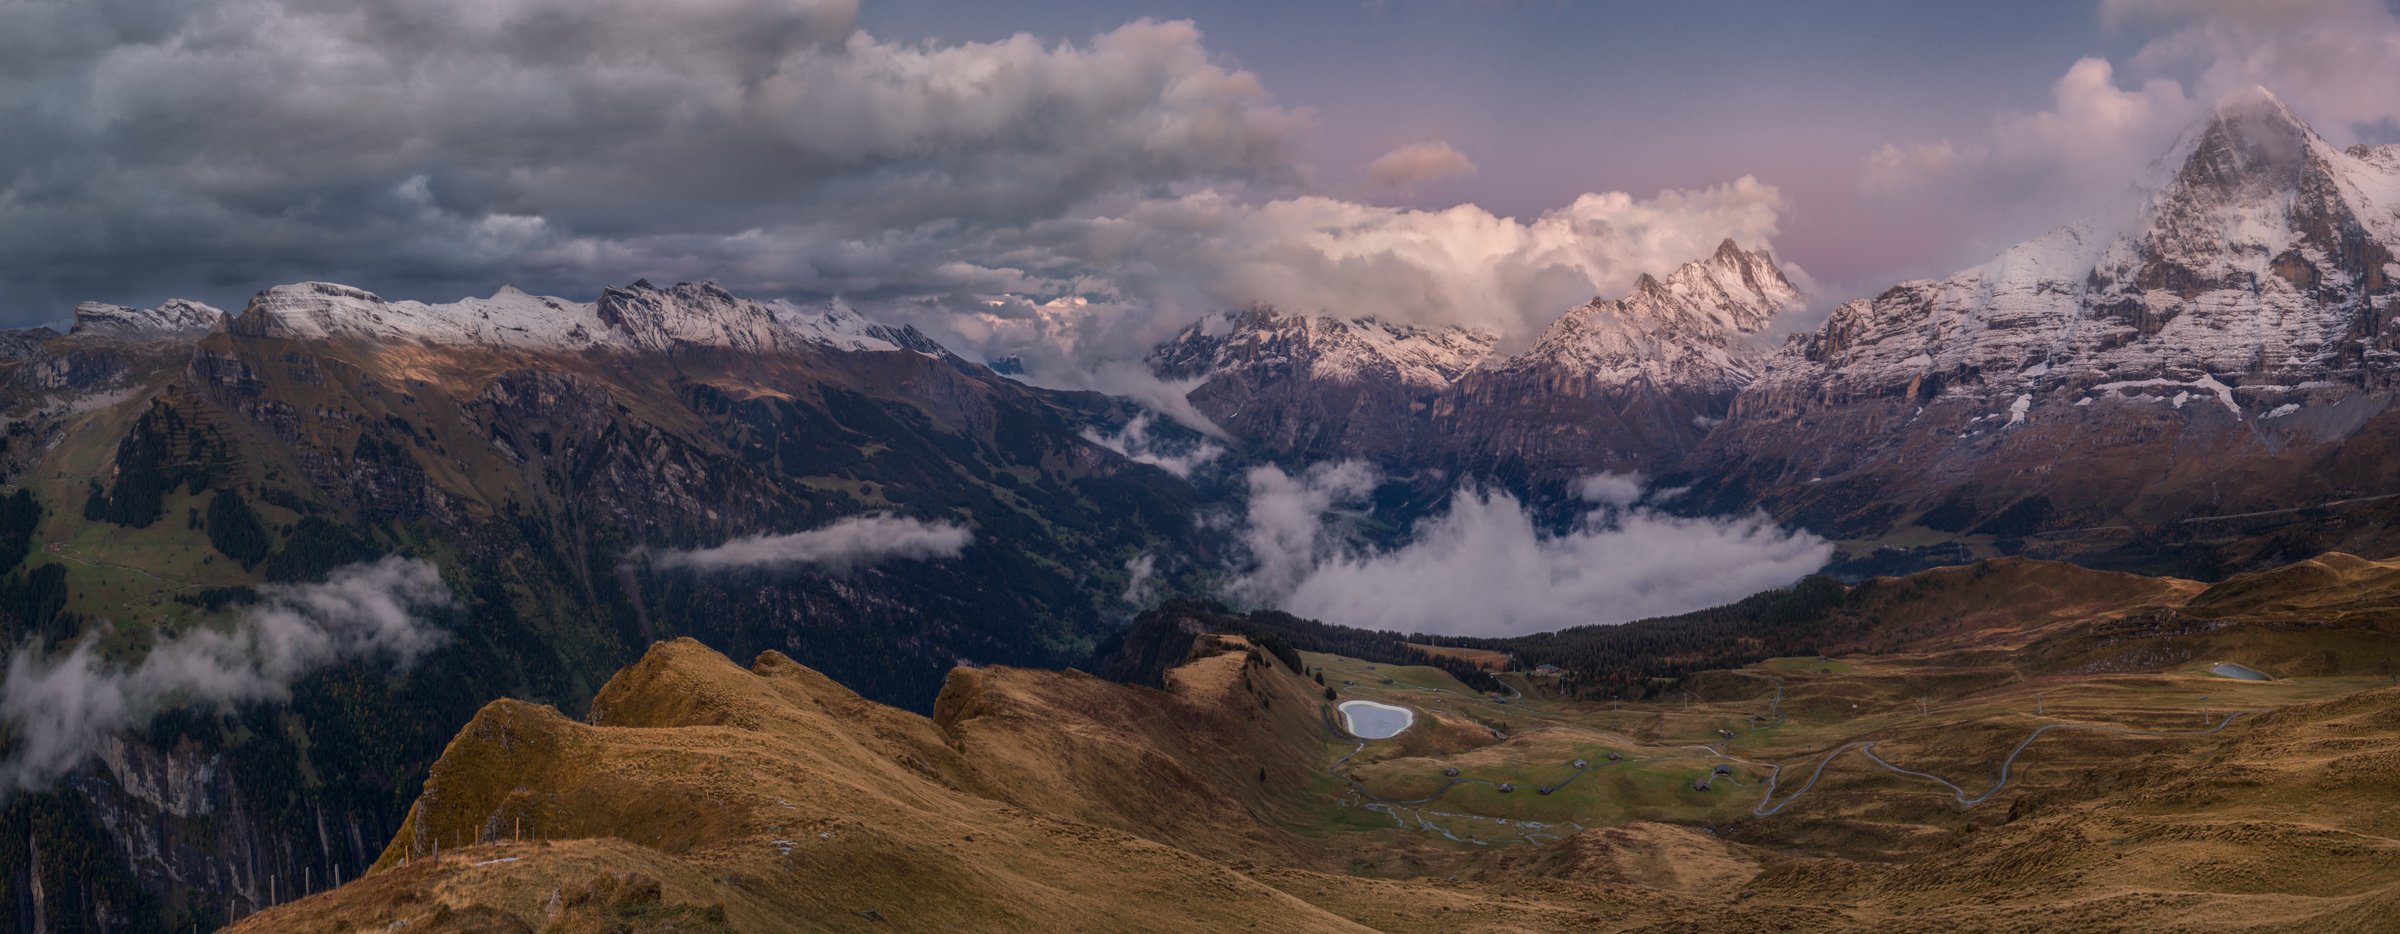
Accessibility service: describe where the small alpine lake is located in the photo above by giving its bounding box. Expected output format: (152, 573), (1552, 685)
(1338, 699), (1416, 739)
(2209, 662), (2273, 681)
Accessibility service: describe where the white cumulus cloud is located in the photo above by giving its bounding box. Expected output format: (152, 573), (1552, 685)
(1365, 140), (1479, 191)
(926, 175), (1792, 364)
(1859, 1), (2400, 277)
(0, 2), (1304, 320)
(2108, 0), (2400, 139)
(1861, 58), (2196, 261)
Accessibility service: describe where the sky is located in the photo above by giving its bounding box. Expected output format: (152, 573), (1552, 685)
(5, 0), (2399, 364)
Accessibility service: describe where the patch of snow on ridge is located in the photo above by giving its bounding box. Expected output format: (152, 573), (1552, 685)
(2006, 394), (2031, 426)
(1150, 309), (1498, 390)
(2091, 376), (2243, 417)
(2192, 374), (2242, 418)
(225, 280), (939, 355)
(2265, 403), (2300, 418)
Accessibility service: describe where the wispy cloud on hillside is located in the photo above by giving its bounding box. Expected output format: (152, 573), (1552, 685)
(646, 515), (973, 574)
(0, 556), (453, 795)
(1083, 413), (1224, 478)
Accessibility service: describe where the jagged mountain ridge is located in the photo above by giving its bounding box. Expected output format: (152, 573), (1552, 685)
(1139, 88), (2400, 554)
(1436, 239), (1801, 478)
(3, 278), (947, 381)
(1747, 87), (2397, 409)
(1693, 87), (2400, 543)
(227, 279), (943, 355)
(1502, 237), (1800, 389)
(68, 299), (227, 340)
(1149, 309), (1500, 463)
(1151, 239), (1803, 476)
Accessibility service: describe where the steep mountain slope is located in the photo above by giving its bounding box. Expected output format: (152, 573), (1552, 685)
(1150, 310), (1499, 463)
(1436, 240), (1801, 479)
(1495, 240), (1798, 393)
(2031, 551), (2400, 679)
(0, 280), (1210, 930)
(214, 634), (1814, 932)
(1692, 89), (2400, 545)
(1151, 241), (1802, 481)
(226, 636), (1390, 933)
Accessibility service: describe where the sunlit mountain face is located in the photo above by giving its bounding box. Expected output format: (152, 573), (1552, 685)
(6, 2), (2400, 931)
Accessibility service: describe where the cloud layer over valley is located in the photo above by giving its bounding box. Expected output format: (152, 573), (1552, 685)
(1228, 466), (1833, 637)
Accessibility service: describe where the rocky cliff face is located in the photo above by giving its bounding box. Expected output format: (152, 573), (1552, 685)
(1149, 309), (1498, 463)
(1152, 241), (1802, 481)
(1691, 88), (2400, 538)
(1436, 239), (1800, 480)
(68, 300), (226, 340)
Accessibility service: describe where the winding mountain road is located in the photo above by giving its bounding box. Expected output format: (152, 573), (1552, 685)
(1751, 712), (2245, 816)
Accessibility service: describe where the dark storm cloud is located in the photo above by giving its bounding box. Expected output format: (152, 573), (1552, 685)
(0, 0), (1810, 376)
(0, 0), (1308, 321)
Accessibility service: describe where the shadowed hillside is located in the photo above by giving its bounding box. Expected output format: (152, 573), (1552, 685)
(227, 548), (2400, 930)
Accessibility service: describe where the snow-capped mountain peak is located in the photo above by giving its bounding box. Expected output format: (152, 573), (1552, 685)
(1498, 240), (1801, 389)
(1753, 86), (2400, 416)
(1693, 87), (2400, 537)
(1144, 241), (1807, 475)
(1150, 308), (1499, 390)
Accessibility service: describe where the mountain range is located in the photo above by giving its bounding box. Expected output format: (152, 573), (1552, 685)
(1153, 237), (1801, 482)
(6, 87), (2400, 931)
(1156, 88), (2400, 569)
